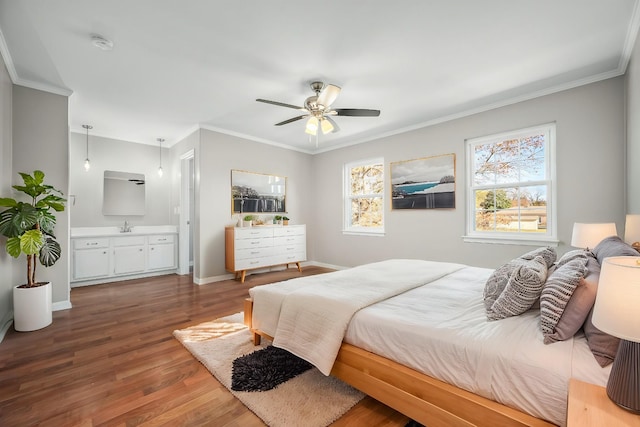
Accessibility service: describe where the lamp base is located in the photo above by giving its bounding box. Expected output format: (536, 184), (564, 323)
(606, 340), (640, 413)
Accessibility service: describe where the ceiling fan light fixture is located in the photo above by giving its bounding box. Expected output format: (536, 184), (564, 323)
(320, 118), (334, 134)
(305, 117), (319, 135)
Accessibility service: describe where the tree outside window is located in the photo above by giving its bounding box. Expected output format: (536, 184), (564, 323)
(467, 124), (556, 243)
(344, 158), (384, 234)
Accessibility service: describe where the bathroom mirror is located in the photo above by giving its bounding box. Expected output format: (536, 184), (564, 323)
(231, 170), (286, 214)
(102, 170), (146, 216)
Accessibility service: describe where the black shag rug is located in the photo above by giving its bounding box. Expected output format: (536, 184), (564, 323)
(231, 345), (313, 392)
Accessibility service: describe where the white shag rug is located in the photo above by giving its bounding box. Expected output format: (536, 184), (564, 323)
(173, 313), (364, 427)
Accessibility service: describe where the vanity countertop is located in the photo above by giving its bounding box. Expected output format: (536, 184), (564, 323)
(71, 225), (178, 238)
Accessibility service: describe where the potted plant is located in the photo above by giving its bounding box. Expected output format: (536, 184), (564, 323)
(0, 170), (66, 332)
(282, 216), (290, 226)
(274, 215), (282, 225)
(243, 215), (254, 227)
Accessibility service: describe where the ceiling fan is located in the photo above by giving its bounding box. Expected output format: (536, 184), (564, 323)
(256, 81), (380, 136)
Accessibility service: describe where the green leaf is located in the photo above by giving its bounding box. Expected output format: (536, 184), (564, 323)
(6, 236), (21, 257)
(33, 170), (45, 185)
(37, 211), (57, 234)
(0, 198), (18, 208)
(20, 229), (44, 255)
(39, 237), (61, 267)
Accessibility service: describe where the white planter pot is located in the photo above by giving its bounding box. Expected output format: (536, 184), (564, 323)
(13, 282), (52, 332)
(243, 220), (252, 227)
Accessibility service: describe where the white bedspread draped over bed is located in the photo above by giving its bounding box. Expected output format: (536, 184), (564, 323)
(251, 259), (465, 375)
(249, 259), (611, 426)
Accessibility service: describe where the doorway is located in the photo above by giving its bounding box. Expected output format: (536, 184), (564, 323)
(179, 150), (195, 275)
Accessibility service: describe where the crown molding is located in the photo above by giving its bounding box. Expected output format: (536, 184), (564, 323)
(0, 27), (72, 97)
(198, 123), (314, 155)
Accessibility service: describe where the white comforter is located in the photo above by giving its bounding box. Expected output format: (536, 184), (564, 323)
(249, 259), (611, 426)
(250, 259), (464, 375)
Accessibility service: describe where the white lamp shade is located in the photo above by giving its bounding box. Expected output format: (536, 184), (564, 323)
(571, 222), (617, 249)
(625, 214), (640, 245)
(305, 117), (318, 135)
(592, 256), (640, 343)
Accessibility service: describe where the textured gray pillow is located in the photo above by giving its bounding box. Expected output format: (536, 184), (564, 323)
(592, 235), (638, 266)
(555, 249), (589, 270)
(543, 254), (599, 343)
(488, 255), (548, 320)
(483, 247), (557, 315)
(540, 258), (588, 343)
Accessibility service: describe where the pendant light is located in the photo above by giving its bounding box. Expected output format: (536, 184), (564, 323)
(82, 124), (92, 171)
(157, 138), (164, 177)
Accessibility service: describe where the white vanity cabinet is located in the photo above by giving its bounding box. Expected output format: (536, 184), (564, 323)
(71, 228), (178, 286)
(147, 234), (177, 270)
(113, 236), (146, 275)
(73, 238), (110, 280)
(225, 225), (306, 283)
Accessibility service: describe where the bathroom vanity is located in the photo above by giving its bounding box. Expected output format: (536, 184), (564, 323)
(71, 226), (178, 287)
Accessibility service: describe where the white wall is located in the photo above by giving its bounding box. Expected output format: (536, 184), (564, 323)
(312, 77), (626, 269)
(69, 132), (172, 227)
(0, 47), (13, 334)
(12, 86), (70, 306)
(626, 31), (640, 214)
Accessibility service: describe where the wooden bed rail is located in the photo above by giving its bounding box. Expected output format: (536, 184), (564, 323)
(243, 298), (554, 427)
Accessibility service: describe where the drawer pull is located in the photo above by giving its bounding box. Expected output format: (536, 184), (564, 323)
(87, 242), (98, 246)
(251, 241), (260, 245)
(157, 238), (167, 242)
(250, 251), (260, 255)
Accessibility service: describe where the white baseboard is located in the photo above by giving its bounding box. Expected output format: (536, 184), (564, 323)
(53, 300), (72, 311)
(195, 273), (235, 285)
(304, 260), (349, 270)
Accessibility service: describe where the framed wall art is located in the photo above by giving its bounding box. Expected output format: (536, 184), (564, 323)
(390, 153), (455, 209)
(231, 170), (287, 214)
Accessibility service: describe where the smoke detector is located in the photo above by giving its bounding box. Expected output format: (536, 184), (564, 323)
(91, 35), (113, 51)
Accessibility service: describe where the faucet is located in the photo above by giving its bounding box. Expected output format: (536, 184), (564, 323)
(121, 220), (132, 233)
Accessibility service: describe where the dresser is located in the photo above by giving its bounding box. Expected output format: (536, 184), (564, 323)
(225, 225), (306, 283)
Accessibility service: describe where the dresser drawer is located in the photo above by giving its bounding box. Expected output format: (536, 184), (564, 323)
(235, 237), (274, 250)
(235, 227), (273, 239)
(235, 247), (273, 260)
(273, 226), (305, 237)
(235, 256), (275, 271)
(274, 235), (305, 246)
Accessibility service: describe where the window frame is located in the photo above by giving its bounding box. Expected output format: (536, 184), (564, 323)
(464, 123), (558, 246)
(343, 157), (385, 236)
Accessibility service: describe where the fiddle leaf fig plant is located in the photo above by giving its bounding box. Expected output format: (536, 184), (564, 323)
(0, 170), (66, 287)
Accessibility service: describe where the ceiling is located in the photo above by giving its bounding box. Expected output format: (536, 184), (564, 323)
(0, 1), (638, 154)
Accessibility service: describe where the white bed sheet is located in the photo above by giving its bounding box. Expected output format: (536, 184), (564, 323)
(343, 266), (611, 426)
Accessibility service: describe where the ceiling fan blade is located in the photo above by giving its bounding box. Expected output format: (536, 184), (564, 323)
(317, 84), (341, 108)
(334, 108), (380, 117)
(275, 115), (307, 126)
(256, 98), (305, 110)
(325, 116), (340, 133)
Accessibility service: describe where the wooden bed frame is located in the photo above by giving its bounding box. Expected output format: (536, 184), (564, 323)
(244, 298), (555, 427)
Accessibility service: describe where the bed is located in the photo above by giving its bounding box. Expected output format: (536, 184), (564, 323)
(243, 257), (613, 427)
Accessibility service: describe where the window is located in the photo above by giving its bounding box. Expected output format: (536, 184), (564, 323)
(465, 123), (557, 245)
(344, 158), (384, 235)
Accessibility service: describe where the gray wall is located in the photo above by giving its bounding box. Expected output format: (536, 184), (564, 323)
(312, 77), (626, 269)
(0, 48), (13, 333)
(12, 86), (70, 306)
(626, 31), (640, 214)
(192, 129), (314, 282)
(69, 132), (172, 227)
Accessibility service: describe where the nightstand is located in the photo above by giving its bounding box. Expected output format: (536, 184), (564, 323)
(567, 378), (640, 426)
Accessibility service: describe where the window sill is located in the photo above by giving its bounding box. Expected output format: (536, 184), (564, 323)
(463, 235), (559, 247)
(343, 229), (386, 237)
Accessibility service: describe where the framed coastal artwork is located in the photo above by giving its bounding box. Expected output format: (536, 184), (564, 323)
(390, 154), (456, 209)
(231, 170), (287, 214)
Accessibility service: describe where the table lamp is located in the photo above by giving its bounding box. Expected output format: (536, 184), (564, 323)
(592, 256), (640, 413)
(571, 222), (617, 251)
(625, 214), (640, 252)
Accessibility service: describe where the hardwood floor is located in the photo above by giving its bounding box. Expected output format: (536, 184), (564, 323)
(0, 267), (410, 426)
